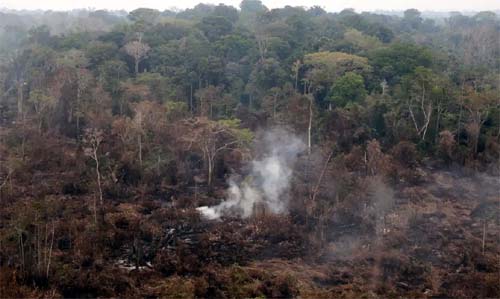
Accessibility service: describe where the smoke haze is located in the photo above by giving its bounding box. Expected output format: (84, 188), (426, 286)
(197, 128), (305, 219)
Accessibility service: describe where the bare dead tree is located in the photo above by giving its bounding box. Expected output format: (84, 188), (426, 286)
(46, 221), (55, 278)
(292, 60), (302, 90)
(124, 40), (151, 76)
(83, 128), (104, 225)
(255, 34), (269, 62)
(310, 150), (334, 203)
(407, 82), (433, 141)
(181, 118), (251, 186)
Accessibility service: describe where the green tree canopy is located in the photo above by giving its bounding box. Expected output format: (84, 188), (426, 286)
(329, 72), (367, 108)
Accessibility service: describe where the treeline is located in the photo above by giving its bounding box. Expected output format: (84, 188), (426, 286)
(0, 1), (499, 192)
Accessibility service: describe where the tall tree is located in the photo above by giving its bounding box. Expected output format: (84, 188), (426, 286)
(180, 118), (252, 186)
(83, 128), (104, 225)
(124, 40), (151, 76)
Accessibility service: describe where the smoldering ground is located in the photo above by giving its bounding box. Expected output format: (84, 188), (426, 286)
(195, 128), (499, 297)
(197, 128), (306, 219)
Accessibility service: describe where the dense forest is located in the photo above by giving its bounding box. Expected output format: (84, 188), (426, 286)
(0, 1), (499, 298)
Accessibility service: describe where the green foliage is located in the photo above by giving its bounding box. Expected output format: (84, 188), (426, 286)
(342, 28), (382, 53)
(249, 58), (288, 91)
(128, 8), (161, 30)
(1, 6), (496, 161)
(165, 101), (189, 120)
(403, 9), (423, 31)
(329, 72), (367, 108)
(213, 4), (239, 23)
(198, 16), (234, 42)
(303, 51), (371, 104)
(215, 34), (254, 62)
(240, 0), (267, 14)
(304, 51), (372, 82)
(369, 43), (433, 84)
(85, 41), (118, 68)
(98, 60), (129, 94)
(57, 49), (88, 69)
(28, 25), (52, 45)
(0, 3), (497, 179)
(135, 72), (174, 102)
(217, 118), (254, 145)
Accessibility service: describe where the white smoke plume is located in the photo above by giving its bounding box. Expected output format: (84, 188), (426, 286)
(197, 129), (305, 220)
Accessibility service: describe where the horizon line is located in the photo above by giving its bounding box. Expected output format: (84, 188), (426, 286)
(1, 6), (499, 14)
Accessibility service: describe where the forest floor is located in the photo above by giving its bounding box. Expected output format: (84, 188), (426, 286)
(242, 168), (500, 298)
(116, 166), (500, 298)
(201, 167), (500, 298)
(1, 166), (499, 298)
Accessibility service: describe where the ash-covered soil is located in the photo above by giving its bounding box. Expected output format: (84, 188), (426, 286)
(1, 167), (498, 298)
(104, 168), (500, 298)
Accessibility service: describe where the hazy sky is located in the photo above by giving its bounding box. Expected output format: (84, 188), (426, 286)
(0, 0), (499, 12)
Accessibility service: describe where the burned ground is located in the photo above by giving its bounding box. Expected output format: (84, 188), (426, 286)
(1, 160), (498, 298)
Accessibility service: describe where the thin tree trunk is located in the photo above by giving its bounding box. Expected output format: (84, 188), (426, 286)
(207, 154), (213, 186)
(76, 80), (81, 137)
(408, 101), (419, 135)
(190, 83), (193, 114)
(474, 133), (479, 157)
(44, 223), (48, 274)
(0, 169), (12, 193)
(21, 128), (26, 161)
(308, 96), (313, 155)
(435, 105), (442, 143)
(457, 82), (464, 134)
(421, 105), (432, 141)
(19, 230), (25, 273)
(96, 160), (103, 206)
(138, 134), (143, 169)
(36, 224), (40, 273)
(482, 220), (487, 253)
(273, 92), (277, 120)
(93, 149), (103, 225)
(38, 119), (43, 135)
(93, 191), (98, 225)
(119, 99), (124, 116)
(134, 236), (139, 270)
(203, 144), (214, 187)
(17, 82), (23, 120)
(157, 155), (161, 176)
(46, 222), (54, 278)
(310, 150), (334, 203)
(294, 62), (300, 90)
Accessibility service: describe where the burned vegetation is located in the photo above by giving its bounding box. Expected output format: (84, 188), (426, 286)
(0, 3), (499, 299)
